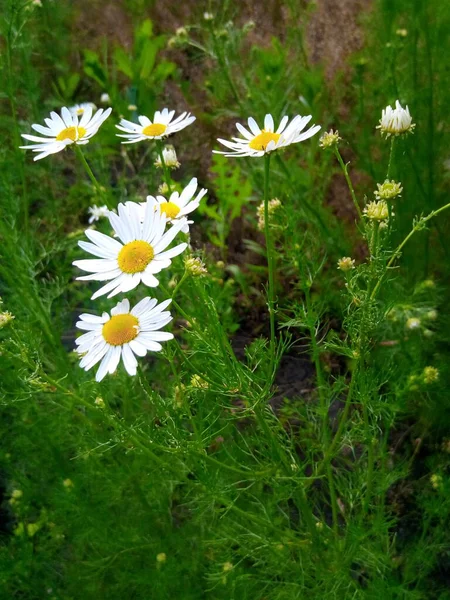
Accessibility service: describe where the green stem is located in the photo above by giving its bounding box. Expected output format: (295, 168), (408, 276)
(263, 154), (276, 384)
(386, 136), (395, 181)
(209, 23), (244, 111)
(334, 148), (363, 220)
(370, 201), (450, 300)
(156, 141), (172, 193)
(73, 145), (108, 204)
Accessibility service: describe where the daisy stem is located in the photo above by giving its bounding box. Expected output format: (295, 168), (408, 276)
(263, 154), (276, 383)
(156, 141), (172, 193)
(334, 148), (363, 220)
(73, 145), (107, 204)
(386, 137), (395, 180)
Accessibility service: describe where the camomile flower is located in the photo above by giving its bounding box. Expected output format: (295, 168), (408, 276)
(116, 108), (196, 144)
(69, 102), (97, 117)
(213, 113), (321, 158)
(377, 100), (415, 136)
(75, 297), (174, 382)
(73, 200), (187, 299)
(144, 177), (207, 234)
(20, 106), (112, 161)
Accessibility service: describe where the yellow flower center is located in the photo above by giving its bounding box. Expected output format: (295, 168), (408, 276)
(118, 240), (154, 273)
(76, 108), (84, 115)
(102, 313), (139, 346)
(56, 126), (87, 142)
(142, 123), (167, 137)
(248, 130), (281, 151)
(160, 201), (180, 219)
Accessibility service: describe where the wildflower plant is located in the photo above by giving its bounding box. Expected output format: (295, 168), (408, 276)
(3, 3), (450, 600)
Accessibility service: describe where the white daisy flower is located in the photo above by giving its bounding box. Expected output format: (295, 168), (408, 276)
(377, 100), (415, 136)
(88, 204), (109, 224)
(213, 113), (321, 158)
(20, 106), (112, 161)
(73, 200), (188, 299)
(69, 102), (97, 117)
(144, 177), (207, 234)
(116, 108), (196, 144)
(75, 297), (174, 382)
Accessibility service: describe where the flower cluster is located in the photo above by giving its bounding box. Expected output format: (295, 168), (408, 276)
(20, 97), (416, 385)
(19, 104), (206, 381)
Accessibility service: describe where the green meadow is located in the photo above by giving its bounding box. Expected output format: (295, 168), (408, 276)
(1, 1), (450, 598)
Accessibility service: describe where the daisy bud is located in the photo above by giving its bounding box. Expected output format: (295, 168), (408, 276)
(156, 553), (167, 563)
(223, 562), (233, 572)
(0, 311), (14, 329)
(100, 93), (111, 104)
(185, 256), (208, 277)
(11, 489), (23, 500)
(63, 478), (74, 489)
(363, 200), (389, 220)
(426, 309), (438, 321)
(203, 12), (214, 20)
(319, 129), (341, 149)
(337, 257), (355, 272)
(377, 100), (415, 137)
(94, 397), (105, 408)
(374, 180), (403, 200)
(423, 366), (439, 384)
(176, 27), (188, 38)
(396, 29), (408, 37)
(127, 104), (137, 112)
(154, 146), (180, 169)
(406, 317), (421, 330)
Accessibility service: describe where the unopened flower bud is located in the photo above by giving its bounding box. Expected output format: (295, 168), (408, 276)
(406, 317), (421, 330)
(423, 366), (439, 384)
(364, 200), (389, 220)
(337, 257), (355, 272)
(374, 180), (403, 200)
(0, 311), (14, 328)
(185, 256), (207, 277)
(319, 129), (341, 149)
(377, 100), (415, 137)
(154, 146), (180, 169)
